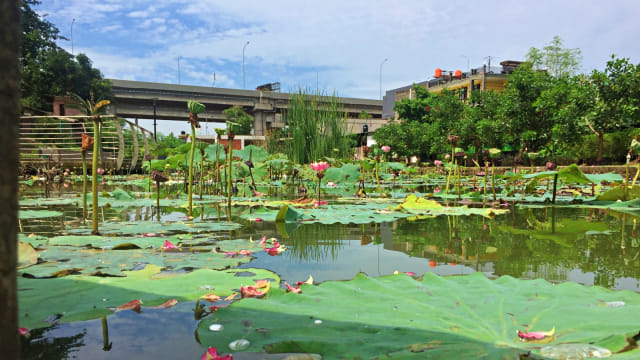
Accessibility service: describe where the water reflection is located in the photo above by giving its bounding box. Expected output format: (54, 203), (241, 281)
(241, 207), (640, 291)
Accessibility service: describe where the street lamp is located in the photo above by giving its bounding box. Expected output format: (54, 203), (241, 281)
(71, 18), (75, 56)
(177, 56), (182, 84)
(461, 55), (469, 75)
(379, 58), (388, 100)
(242, 41), (250, 89)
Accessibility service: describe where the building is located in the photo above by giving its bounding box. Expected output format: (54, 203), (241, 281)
(382, 60), (522, 119)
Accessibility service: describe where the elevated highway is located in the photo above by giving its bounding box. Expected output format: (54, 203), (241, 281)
(108, 79), (383, 136)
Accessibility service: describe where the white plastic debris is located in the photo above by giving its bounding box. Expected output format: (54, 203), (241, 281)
(314, 319), (322, 325)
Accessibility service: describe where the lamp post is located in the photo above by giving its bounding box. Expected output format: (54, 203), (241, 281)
(71, 18), (75, 56)
(379, 58), (388, 100)
(177, 56), (182, 84)
(242, 41), (250, 89)
(461, 55), (469, 75)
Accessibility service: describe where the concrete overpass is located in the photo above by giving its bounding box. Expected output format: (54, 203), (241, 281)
(108, 79), (383, 136)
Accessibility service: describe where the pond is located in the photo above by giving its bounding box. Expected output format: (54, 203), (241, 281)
(17, 181), (640, 359)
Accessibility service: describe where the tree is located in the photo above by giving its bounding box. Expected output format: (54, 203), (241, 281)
(20, 1), (111, 113)
(460, 90), (504, 159)
(1, 0), (21, 357)
(587, 56), (640, 161)
(223, 105), (254, 135)
(498, 63), (554, 156)
(526, 35), (582, 77)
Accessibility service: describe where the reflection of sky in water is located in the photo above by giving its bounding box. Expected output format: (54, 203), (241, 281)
(27, 302), (204, 360)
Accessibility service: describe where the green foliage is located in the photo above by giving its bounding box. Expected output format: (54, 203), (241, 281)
(187, 100), (205, 115)
(20, 2), (111, 113)
(223, 105), (253, 135)
(199, 272), (640, 359)
(526, 35), (582, 77)
(267, 88), (353, 164)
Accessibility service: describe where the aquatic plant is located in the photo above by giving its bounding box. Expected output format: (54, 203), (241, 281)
(187, 100), (205, 218)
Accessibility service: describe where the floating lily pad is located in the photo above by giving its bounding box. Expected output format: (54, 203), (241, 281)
(19, 265), (279, 330)
(18, 236), (262, 278)
(19, 209), (64, 219)
(198, 272), (640, 359)
(64, 220), (241, 235)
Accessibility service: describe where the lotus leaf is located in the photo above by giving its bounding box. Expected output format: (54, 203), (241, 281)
(64, 220), (241, 235)
(323, 163), (361, 184)
(233, 145), (269, 162)
(19, 265), (278, 330)
(19, 209), (64, 219)
(198, 272), (640, 359)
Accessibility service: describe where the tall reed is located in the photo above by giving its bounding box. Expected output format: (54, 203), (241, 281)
(268, 88), (352, 164)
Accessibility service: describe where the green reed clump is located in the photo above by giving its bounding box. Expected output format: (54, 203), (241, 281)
(267, 88), (353, 164)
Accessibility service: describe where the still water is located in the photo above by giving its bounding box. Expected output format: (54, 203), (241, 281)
(18, 184), (640, 359)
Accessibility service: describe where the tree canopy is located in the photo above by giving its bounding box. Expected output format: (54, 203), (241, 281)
(20, 0), (111, 114)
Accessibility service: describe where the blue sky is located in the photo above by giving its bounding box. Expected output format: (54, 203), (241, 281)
(37, 0), (640, 135)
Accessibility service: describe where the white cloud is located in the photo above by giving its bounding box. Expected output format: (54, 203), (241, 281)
(39, 0), (640, 102)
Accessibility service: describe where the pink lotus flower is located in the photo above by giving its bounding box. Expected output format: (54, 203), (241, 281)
(285, 282), (301, 293)
(162, 240), (177, 250)
(326, 181), (336, 187)
(445, 154), (450, 160)
(18, 327), (30, 337)
(97, 168), (105, 175)
(238, 249), (252, 256)
(434, 160), (443, 166)
(259, 236), (267, 245)
(381, 145), (391, 152)
(310, 161), (329, 173)
(202, 347), (233, 360)
(250, 217), (263, 222)
(517, 326), (555, 341)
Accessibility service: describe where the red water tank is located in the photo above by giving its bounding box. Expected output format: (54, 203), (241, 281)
(454, 69), (462, 77)
(435, 68), (442, 78)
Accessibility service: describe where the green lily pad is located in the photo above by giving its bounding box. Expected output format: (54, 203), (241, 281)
(19, 265), (279, 330)
(19, 235), (262, 278)
(64, 220), (241, 235)
(19, 209), (64, 219)
(198, 272), (640, 359)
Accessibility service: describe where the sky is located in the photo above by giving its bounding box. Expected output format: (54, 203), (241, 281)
(37, 0), (640, 136)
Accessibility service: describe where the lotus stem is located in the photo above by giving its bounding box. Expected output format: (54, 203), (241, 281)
(317, 175), (322, 205)
(445, 146), (454, 194)
(156, 180), (161, 222)
(625, 155), (630, 201)
(552, 173), (558, 204)
(101, 315), (110, 351)
(491, 162), (496, 201)
(375, 158), (382, 196)
(199, 153), (204, 200)
(91, 120), (100, 235)
(187, 124), (196, 218)
(82, 150), (87, 222)
(632, 163), (640, 187)
(227, 138), (233, 212)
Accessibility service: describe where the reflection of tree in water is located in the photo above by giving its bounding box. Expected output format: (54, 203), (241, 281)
(386, 207), (640, 289)
(21, 326), (86, 360)
(279, 223), (350, 262)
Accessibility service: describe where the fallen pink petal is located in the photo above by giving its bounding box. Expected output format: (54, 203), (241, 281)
(517, 326), (555, 341)
(259, 236), (267, 245)
(162, 240), (177, 250)
(241, 285), (267, 298)
(147, 299), (178, 309)
(285, 282), (302, 293)
(404, 272), (416, 276)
